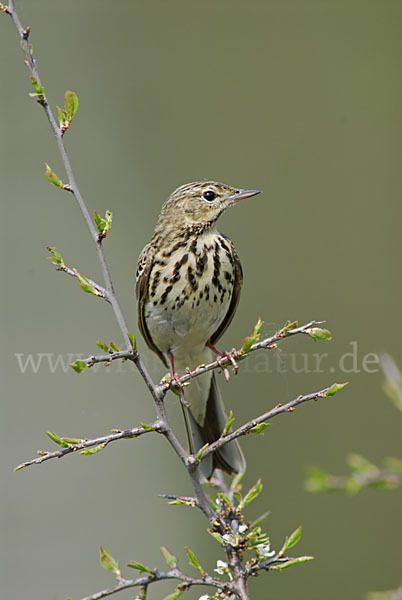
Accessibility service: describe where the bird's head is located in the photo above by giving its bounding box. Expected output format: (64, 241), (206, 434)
(157, 181), (260, 233)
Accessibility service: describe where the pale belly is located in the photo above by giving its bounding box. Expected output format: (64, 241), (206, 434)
(144, 231), (235, 369)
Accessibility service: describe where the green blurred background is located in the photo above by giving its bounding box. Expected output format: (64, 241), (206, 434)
(1, 1), (401, 598)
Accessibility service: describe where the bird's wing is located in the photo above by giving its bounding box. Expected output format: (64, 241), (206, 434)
(136, 243), (168, 367)
(210, 236), (243, 346)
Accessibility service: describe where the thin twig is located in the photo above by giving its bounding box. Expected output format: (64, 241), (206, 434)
(15, 425), (155, 470)
(7, 0), (146, 361)
(71, 320), (323, 377)
(6, 1), (199, 510)
(158, 320), (325, 392)
(196, 385), (336, 465)
(51, 262), (109, 301)
(79, 569), (229, 600)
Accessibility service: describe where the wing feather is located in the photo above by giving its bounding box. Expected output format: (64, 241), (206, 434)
(210, 236), (243, 346)
(136, 244), (168, 367)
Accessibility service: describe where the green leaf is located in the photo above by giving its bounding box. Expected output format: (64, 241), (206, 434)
(306, 327), (332, 341)
(208, 530), (223, 544)
(304, 466), (332, 493)
(140, 422), (154, 430)
(195, 443), (209, 463)
(250, 511), (271, 528)
(64, 90), (79, 120)
(93, 210), (103, 230)
(56, 105), (67, 126)
(250, 422), (271, 434)
(127, 560), (151, 573)
(161, 546), (177, 569)
(60, 436), (83, 444)
(127, 332), (136, 352)
(384, 456), (402, 473)
(222, 410), (234, 436)
(185, 546), (205, 576)
(279, 526), (302, 556)
(96, 339), (109, 352)
(247, 526), (269, 547)
(270, 556), (314, 570)
(94, 209), (113, 236)
(14, 463), (27, 472)
(241, 318), (264, 353)
(45, 163), (64, 189)
(109, 341), (120, 353)
(238, 478), (263, 510)
(162, 589), (183, 600)
(46, 430), (68, 447)
(167, 498), (197, 507)
(217, 492), (231, 508)
(99, 545), (121, 578)
(70, 359), (88, 373)
(280, 320), (298, 334)
(80, 444), (105, 455)
(75, 271), (101, 296)
(45, 433), (81, 449)
(230, 470), (245, 491)
(347, 453), (377, 474)
(323, 382), (349, 397)
(29, 75), (44, 98)
(344, 476), (364, 495)
(46, 246), (65, 268)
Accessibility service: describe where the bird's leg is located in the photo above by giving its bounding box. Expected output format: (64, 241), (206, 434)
(167, 351), (190, 408)
(206, 341), (239, 381)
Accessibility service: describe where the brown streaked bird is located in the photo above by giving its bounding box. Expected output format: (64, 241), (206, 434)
(136, 181), (260, 479)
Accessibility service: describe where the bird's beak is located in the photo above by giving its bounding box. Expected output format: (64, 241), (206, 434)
(229, 188), (261, 204)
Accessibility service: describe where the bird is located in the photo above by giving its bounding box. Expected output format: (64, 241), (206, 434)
(136, 181), (260, 479)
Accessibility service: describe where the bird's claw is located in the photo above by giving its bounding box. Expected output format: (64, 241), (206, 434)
(169, 372), (191, 409)
(226, 348), (240, 374)
(169, 372), (183, 390)
(215, 349), (239, 381)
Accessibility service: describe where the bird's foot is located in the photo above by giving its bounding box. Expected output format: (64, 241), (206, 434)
(167, 373), (191, 408)
(207, 342), (240, 381)
(222, 348), (240, 374)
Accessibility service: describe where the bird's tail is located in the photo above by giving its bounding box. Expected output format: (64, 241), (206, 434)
(182, 372), (246, 480)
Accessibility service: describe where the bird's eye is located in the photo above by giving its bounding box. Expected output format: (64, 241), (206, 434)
(203, 190), (216, 202)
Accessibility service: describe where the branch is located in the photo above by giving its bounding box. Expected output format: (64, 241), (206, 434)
(6, 0), (147, 360)
(78, 568), (229, 600)
(195, 383), (347, 467)
(50, 260), (109, 301)
(158, 319), (327, 393)
(3, 6), (345, 599)
(68, 319), (326, 379)
(5, 6), (197, 509)
(14, 424), (155, 471)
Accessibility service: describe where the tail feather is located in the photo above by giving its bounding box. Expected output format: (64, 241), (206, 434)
(182, 372), (246, 480)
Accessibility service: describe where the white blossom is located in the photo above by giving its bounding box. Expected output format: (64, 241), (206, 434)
(256, 542), (275, 559)
(214, 559), (229, 575)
